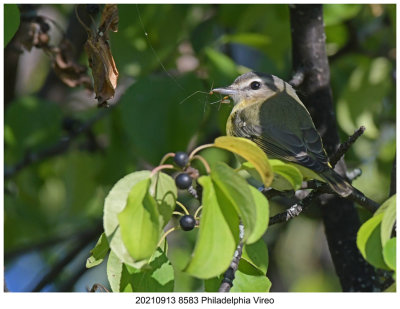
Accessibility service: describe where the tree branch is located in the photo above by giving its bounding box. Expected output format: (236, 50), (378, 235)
(329, 126), (365, 167)
(289, 4), (379, 292)
(218, 224), (244, 292)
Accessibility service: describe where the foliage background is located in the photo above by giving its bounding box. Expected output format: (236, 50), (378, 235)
(4, 4), (396, 292)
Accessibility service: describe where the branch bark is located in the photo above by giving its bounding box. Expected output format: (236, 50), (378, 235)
(289, 4), (380, 291)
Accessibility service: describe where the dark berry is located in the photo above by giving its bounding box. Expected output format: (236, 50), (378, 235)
(175, 173), (192, 189)
(174, 151), (189, 167)
(179, 215), (196, 231)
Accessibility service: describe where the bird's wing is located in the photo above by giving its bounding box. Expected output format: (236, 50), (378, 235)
(230, 92), (329, 173)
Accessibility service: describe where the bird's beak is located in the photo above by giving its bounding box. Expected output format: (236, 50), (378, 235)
(211, 87), (237, 96)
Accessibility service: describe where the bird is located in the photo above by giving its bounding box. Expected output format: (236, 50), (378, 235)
(211, 71), (354, 197)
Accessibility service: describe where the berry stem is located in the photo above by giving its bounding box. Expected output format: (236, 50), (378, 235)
(176, 201), (189, 215)
(173, 211), (184, 216)
(156, 226), (178, 248)
(150, 164), (174, 177)
(159, 152), (175, 165)
(190, 155), (211, 174)
(194, 205), (203, 219)
(188, 143), (214, 160)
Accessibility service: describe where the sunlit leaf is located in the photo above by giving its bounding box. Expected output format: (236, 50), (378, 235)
(241, 238), (269, 273)
(107, 247), (174, 292)
(210, 162), (256, 242)
(184, 176), (237, 279)
(357, 213), (390, 270)
(118, 178), (160, 261)
(214, 136), (273, 186)
(86, 232), (110, 268)
(104, 170), (152, 268)
(107, 250), (125, 292)
(382, 238), (396, 271)
(269, 159), (303, 191)
(375, 194), (396, 246)
(324, 4), (362, 26)
(221, 33), (270, 50)
(231, 258), (271, 292)
(204, 47), (239, 84)
(246, 186), (269, 244)
(384, 282), (396, 292)
(151, 172), (177, 228)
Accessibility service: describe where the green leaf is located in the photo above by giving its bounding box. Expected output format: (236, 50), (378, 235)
(269, 159), (303, 191)
(124, 248), (175, 292)
(118, 178), (160, 261)
(378, 195), (396, 246)
(241, 238), (269, 274)
(151, 172), (177, 228)
(86, 233), (110, 268)
(384, 282), (396, 292)
(357, 213), (390, 270)
(246, 186), (269, 244)
(324, 4), (362, 27)
(119, 73), (205, 165)
(4, 4), (20, 46)
(204, 276), (223, 292)
(214, 136), (273, 186)
(104, 171), (153, 268)
(231, 258), (271, 292)
(383, 238), (396, 271)
(210, 162), (256, 242)
(107, 247), (174, 292)
(204, 47), (239, 85)
(221, 33), (270, 50)
(184, 176), (238, 279)
(107, 250), (125, 292)
(5, 96), (63, 164)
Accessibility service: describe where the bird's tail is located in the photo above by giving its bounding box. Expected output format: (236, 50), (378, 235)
(320, 169), (354, 197)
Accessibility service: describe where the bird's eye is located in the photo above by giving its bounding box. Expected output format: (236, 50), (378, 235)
(250, 81), (261, 90)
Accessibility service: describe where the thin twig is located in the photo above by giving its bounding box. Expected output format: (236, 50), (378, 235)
(268, 125), (377, 226)
(329, 126), (365, 168)
(269, 188), (320, 226)
(219, 224), (244, 292)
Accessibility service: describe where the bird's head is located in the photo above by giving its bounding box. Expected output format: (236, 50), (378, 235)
(211, 71), (297, 106)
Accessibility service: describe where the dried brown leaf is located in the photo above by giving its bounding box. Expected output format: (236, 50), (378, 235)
(77, 4), (119, 106)
(99, 4), (119, 37)
(49, 39), (92, 89)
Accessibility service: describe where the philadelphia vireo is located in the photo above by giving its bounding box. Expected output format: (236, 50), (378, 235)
(212, 71), (354, 197)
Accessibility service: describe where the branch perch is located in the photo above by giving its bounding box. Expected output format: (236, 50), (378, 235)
(289, 4), (379, 291)
(218, 224), (244, 292)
